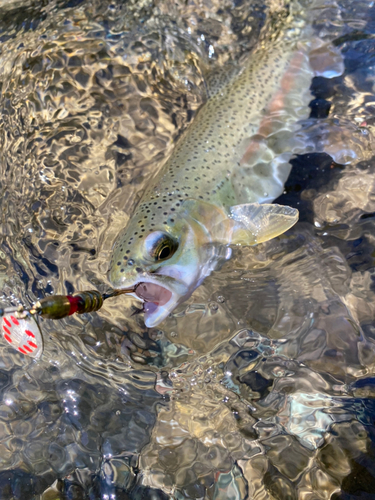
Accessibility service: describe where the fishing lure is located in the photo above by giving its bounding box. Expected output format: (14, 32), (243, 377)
(0, 287), (136, 358)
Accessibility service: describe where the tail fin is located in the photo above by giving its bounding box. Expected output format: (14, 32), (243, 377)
(290, 0), (341, 28)
(265, 0), (342, 45)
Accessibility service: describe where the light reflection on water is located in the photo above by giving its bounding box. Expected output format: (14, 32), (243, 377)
(0, 0), (374, 498)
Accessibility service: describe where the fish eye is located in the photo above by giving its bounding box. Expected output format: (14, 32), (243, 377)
(144, 231), (178, 262)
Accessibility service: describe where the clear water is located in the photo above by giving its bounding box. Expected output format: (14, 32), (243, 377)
(0, 0), (374, 498)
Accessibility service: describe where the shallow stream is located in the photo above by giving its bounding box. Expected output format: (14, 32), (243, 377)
(0, 0), (375, 498)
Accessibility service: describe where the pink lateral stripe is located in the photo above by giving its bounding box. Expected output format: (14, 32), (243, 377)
(3, 326), (11, 336)
(28, 341), (38, 349)
(23, 345), (32, 353)
(4, 334), (12, 343)
(18, 347), (27, 354)
(3, 318), (11, 328)
(25, 329), (35, 338)
(240, 51), (305, 166)
(10, 316), (19, 326)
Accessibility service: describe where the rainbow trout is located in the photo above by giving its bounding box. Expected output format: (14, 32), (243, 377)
(109, 0), (344, 327)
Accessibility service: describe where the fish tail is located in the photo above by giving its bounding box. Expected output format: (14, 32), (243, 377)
(265, 0), (341, 42)
(289, 0), (341, 26)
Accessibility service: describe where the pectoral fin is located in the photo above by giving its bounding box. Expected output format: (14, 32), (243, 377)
(230, 203), (299, 245)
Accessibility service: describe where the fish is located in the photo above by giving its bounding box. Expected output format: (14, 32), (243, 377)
(109, 0), (345, 328)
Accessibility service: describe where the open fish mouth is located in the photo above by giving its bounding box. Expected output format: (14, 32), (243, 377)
(130, 276), (187, 328)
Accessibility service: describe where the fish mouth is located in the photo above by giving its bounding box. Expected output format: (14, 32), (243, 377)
(125, 275), (188, 328)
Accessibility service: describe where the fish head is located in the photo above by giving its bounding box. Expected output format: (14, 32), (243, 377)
(109, 204), (218, 328)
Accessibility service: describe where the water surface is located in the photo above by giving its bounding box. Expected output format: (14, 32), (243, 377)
(0, 0), (374, 498)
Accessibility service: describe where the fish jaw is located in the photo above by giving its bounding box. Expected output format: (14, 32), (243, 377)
(137, 274), (189, 327)
(111, 271), (190, 327)
(142, 288), (181, 328)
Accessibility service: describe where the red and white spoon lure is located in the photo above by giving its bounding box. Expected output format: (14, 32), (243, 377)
(1, 314), (43, 359)
(0, 287), (136, 359)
